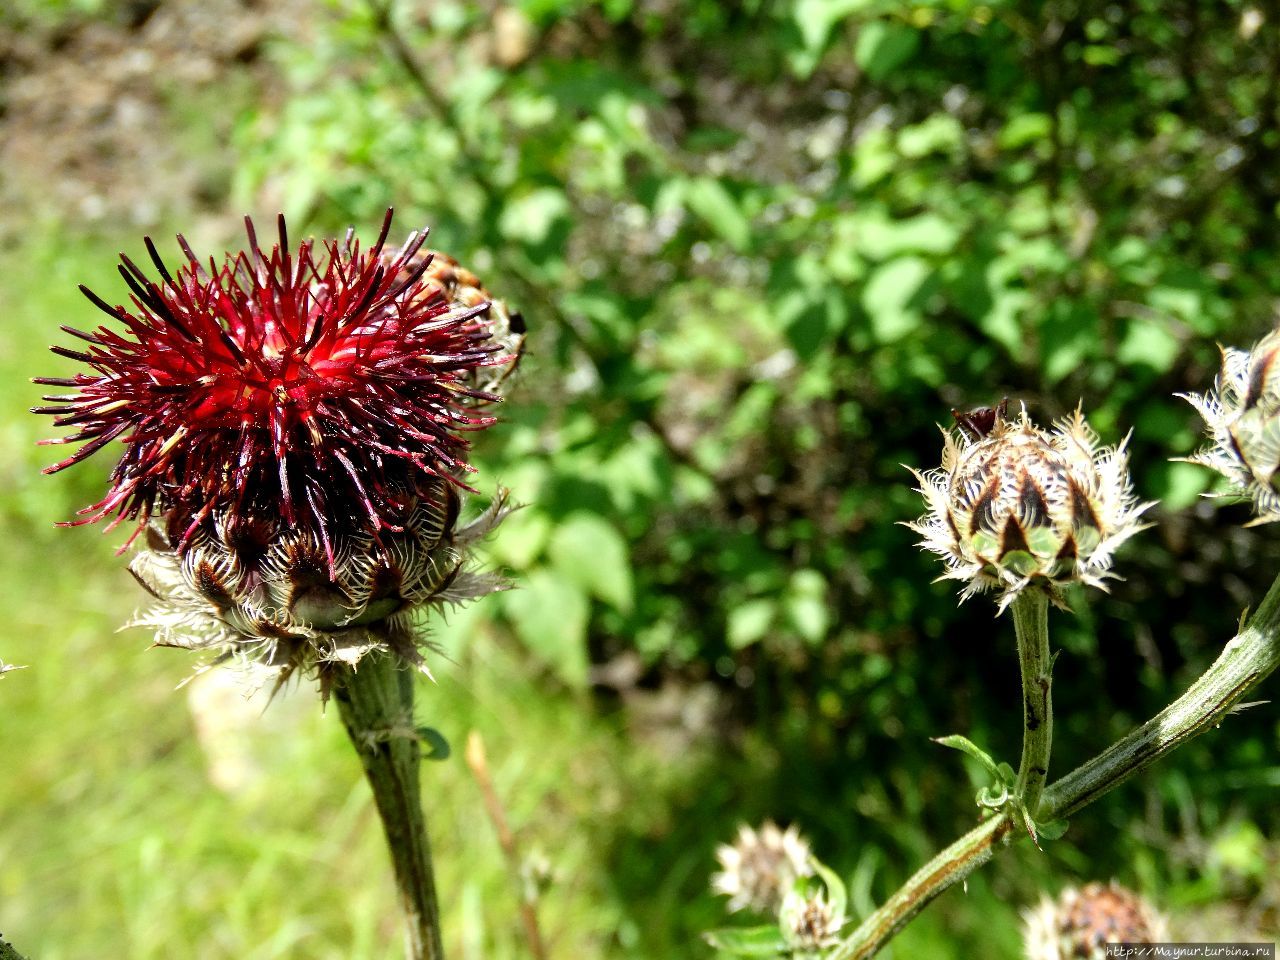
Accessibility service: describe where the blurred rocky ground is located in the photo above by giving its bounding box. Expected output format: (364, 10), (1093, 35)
(0, 0), (303, 247)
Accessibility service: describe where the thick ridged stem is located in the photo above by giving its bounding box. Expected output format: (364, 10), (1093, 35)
(1011, 588), (1053, 815)
(831, 570), (1280, 960)
(1042, 568), (1280, 819)
(827, 814), (1014, 960)
(334, 651), (443, 960)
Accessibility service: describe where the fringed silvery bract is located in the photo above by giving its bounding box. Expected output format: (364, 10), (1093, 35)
(1183, 326), (1280, 524)
(908, 402), (1152, 611)
(711, 821), (814, 915)
(1021, 882), (1167, 960)
(34, 210), (523, 692)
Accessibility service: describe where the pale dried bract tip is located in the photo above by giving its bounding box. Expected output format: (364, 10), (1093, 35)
(1182, 327), (1280, 524)
(779, 885), (846, 955)
(710, 820), (814, 915)
(1022, 881), (1168, 960)
(0, 660), (25, 677)
(907, 402), (1153, 612)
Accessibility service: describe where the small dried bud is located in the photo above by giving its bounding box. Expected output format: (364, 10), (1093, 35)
(711, 821), (813, 915)
(1183, 328), (1280, 524)
(908, 403), (1152, 611)
(779, 885), (846, 953)
(1022, 882), (1168, 960)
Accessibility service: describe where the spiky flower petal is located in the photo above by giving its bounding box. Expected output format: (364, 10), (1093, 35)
(711, 821), (814, 915)
(908, 403), (1152, 611)
(1022, 882), (1168, 960)
(35, 212), (521, 683)
(1183, 328), (1280, 524)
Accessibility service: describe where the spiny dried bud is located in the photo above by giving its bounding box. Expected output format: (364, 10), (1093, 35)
(34, 211), (522, 686)
(779, 885), (845, 953)
(711, 821), (813, 915)
(1022, 882), (1168, 960)
(908, 403), (1152, 611)
(1183, 328), (1280, 524)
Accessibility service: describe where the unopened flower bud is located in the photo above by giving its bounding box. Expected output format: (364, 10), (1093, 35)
(908, 402), (1151, 610)
(1183, 328), (1280, 524)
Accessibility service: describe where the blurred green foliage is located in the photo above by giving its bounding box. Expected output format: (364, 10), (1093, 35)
(4, 0), (1280, 955)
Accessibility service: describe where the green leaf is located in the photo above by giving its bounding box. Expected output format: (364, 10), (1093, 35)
(415, 727), (451, 761)
(999, 112), (1053, 150)
(932, 734), (1004, 782)
(792, 0), (874, 55)
(489, 507), (552, 569)
(862, 257), (930, 342)
(499, 187), (571, 246)
(810, 857), (848, 921)
(703, 925), (788, 956)
(1117, 317), (1180, 373)
(684, 177), (751, 252)
(854, 20), (920, 83)
(784, 569), (829, 644)
(503, 569), (591, 686)
(727, 599), (777, 650)
(1154, 461), (1212, 511)
(548, 512), (634, 613)
(1035, 818), (1070, 841)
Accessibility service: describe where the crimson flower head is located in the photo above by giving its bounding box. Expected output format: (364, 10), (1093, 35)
(34, 211), (522, 684)
(37, 210), (517, 555)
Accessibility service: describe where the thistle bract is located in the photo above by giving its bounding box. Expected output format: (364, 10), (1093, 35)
(908, 404), (1151, 610)
(1022, 882), (1167, 960)
(35, 211), (521, 685)
(1184, 327), (1280, 523)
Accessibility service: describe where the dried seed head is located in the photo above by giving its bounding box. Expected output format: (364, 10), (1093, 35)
(711, 821), (814, 915)
(1022, 882), (1168, 960)
(908, 403), (1152, 611)
(1183, 328), (1280, 524)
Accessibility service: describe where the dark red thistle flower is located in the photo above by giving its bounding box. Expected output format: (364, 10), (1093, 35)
(35, 210), (513, 557)
(35, 211), (521, 683)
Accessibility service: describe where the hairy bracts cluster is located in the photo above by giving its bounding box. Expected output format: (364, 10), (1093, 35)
(908, 404), (1151, 610)
(35, 211), (509, 557)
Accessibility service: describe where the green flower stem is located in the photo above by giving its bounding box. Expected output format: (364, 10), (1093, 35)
(830, 569), (1280, 960)
(334, 651), (444, 960)
(0, 936), (29, 960)
(1011, 588), (1053, 816)
(827, 814), (1014, 960)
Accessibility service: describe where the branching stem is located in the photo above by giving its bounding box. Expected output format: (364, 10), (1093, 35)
(830, 571), (1280, 959)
